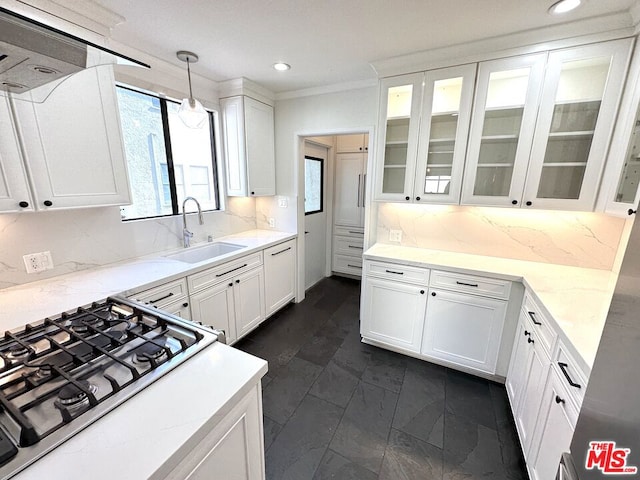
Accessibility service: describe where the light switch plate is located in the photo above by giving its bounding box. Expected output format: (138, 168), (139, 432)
(278, 197), (288, 208)
(389, 230), (402, 242)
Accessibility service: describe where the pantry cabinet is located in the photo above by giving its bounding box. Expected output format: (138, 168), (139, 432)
(221, 95), (275, 197)
(10, 65), (132, 210)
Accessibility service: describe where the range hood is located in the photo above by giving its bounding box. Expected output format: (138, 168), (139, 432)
(0, 7), (148, 98)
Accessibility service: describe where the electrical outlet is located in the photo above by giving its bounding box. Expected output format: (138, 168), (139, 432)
(23, 251), (54, 274)
(278, 197), (288, 208)
(389, 229), (403, 242)
(268, 218), (276, 228)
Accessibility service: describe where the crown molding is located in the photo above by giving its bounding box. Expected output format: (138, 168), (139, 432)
(218, 77), (276, 106)
(275, 78), (377, 101)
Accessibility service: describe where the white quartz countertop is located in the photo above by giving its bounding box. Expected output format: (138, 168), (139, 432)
(12, 342), (268, 480)
(0, 229), (295, 331)
(364, 243), (619, 369)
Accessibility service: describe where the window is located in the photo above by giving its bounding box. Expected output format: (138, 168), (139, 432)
(116, 86), (219, 220)
(304, 156), (323, 214)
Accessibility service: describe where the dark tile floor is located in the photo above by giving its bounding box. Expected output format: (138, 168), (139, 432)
(235, 276), (527, 480)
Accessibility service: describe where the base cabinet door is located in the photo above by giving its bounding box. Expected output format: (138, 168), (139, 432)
(263, 240), (296, 316)
(161, 299), (192, 321)
(361, 277), (427, 353)
(162, 384), (265, 480)
(506, 315), (535, 410)
(190, 281), (237, 343)
(234, 267), (266, 339)
(421, 289), (507, 374)
(528, 369), (578, 480)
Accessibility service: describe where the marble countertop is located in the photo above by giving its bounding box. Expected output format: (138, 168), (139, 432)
(0, 229), (296, 331)
(364, 243), (619, 370)
(12, 342), (268, 480)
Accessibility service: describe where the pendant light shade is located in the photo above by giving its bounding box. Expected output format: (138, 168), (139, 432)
(176, 51), (207, 129)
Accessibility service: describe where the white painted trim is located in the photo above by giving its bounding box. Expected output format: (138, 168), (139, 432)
(218, 77), (276, 106)
(276, 78), (377, 101)
(371, 13), (635, 78)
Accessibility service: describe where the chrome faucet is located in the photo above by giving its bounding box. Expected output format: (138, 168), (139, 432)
(182, 196), (204, 248)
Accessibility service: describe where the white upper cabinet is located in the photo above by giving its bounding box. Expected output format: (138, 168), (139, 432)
(414, 65), (476, 204)
(462, 53), (547, 207)
(0, 96), (33, 212)
(336, 134), (369, 153)
(525, 39), (632, 211)
(374, 73), (424, 202)
(221, 95), (276, 197)
(11, 65), (132, 210)
(375, 66), (476, 204)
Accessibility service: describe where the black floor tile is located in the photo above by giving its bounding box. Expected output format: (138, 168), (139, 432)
(296, 331), (345, 367)
(361, 347), (407, 393)
(262, 356), (323, 425)
(379, 429), (443, 480)
(329, 381), (398, 474)
(313, 449), (378, 480)
(445, 369), (497, 429)
(264, 415), (283, 452)
(265, 395), (344, 480)
(309, 360), (360, 408)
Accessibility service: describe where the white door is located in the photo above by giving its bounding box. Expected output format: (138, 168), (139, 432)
(304, 141), (328, 290)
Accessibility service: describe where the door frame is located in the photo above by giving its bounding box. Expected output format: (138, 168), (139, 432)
(294, 126), (375, 302)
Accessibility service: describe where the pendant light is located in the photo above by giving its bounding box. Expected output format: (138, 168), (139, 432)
(176, 50), (207, 128)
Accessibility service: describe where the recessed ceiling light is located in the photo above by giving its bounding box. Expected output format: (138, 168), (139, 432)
(273, 62), (291, 71)
(548, 0), (581, 14)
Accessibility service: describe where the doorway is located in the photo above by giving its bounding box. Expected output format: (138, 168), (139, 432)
(304, 141), (329, 290)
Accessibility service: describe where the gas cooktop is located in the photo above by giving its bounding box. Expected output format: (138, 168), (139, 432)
(0, 296), (221, 479)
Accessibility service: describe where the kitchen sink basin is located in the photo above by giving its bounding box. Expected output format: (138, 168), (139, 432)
(165, 242), (246, 263)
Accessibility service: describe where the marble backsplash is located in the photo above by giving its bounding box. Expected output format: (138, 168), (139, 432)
(376, 203), (627, 271)
(0, 197), (257, 289)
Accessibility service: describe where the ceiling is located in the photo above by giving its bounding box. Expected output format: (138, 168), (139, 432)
(96, 0), (638, 94)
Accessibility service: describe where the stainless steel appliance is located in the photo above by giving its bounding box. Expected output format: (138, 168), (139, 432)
(0, 296), (222, 479)
(563, 212), (640, 478)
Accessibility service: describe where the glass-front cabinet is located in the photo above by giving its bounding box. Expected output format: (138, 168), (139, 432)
(461, 54), (546, 207)
(375, 73), (424, 201)
(525, 39), (633, 211)
(375, 66), (476, 203)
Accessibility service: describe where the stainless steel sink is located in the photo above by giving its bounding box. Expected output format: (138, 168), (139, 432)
(165, 242), (246, 264)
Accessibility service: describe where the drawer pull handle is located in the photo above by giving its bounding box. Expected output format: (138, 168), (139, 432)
(149, 292), (174, 304)
(528, 311), (542, 326)
(348, 231), (363, 235)
(347, 264), (363, 269)
(216, 263), (248, 277)
(527, 337), (534, 344)
(558, 362), (581, 389)
(456, 281), (478, 287)
(348, 245), (363, 249)
(271, 247), (292, 256)
(555, 395), (565, 405)
(385, 269), (404, 275)
(524, 330), (530, 337)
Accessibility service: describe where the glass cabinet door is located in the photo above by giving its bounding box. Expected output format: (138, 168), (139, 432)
(462, 54), (546, 207)
(375, 73), (424, 201)
(413, 64), (476, 204)
(525, 39), (632, 211)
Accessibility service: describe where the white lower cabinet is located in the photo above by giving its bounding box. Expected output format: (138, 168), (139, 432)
(361, 276), (427, 353)
(233, 267), (266, 339)
(263, 239), (296, 316)
(422, 289), (507, 374)
(190, 280), (237, 342)
(162, 383), (265, 480)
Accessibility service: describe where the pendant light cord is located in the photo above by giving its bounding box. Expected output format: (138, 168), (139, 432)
(186, 56), (194, 101)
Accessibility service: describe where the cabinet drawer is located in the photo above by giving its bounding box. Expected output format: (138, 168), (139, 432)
(522, 292), (557, 356)
(554, 342), (588, 409)
(333, 235), (364, 256)
(129, 278), (188, 307)
(333, 255), (363, 276)
(188, 252), (263, 292)
(334, 225), (364, 238)
(430, 270), (511, 300)
(365, 261), (429, 285)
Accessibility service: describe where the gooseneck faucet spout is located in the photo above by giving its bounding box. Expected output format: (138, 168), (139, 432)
(182, 196), (204, 248)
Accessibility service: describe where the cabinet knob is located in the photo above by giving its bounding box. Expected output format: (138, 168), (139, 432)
(415, 196), (421, 201)
(628, 208), (637, 216)
(43, 200), (53, 207)
(525, 201), (532, 207)
(431, 292), (436, 297)
(511, 200), (518, 205)
(555, 395), (565, 405)
(405, 196), (410, 201)
(235, 279), (240, 284)
(18, 201), (29, 208)
(228, 282), (233, 287)
(251, 191), (255, 195)
(524, 330), (530, 336)
(182, 302), (189, 308)
(359, 147), (363, 151)
(420, 290), (425, 294)
(527, 337), (534, 344)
